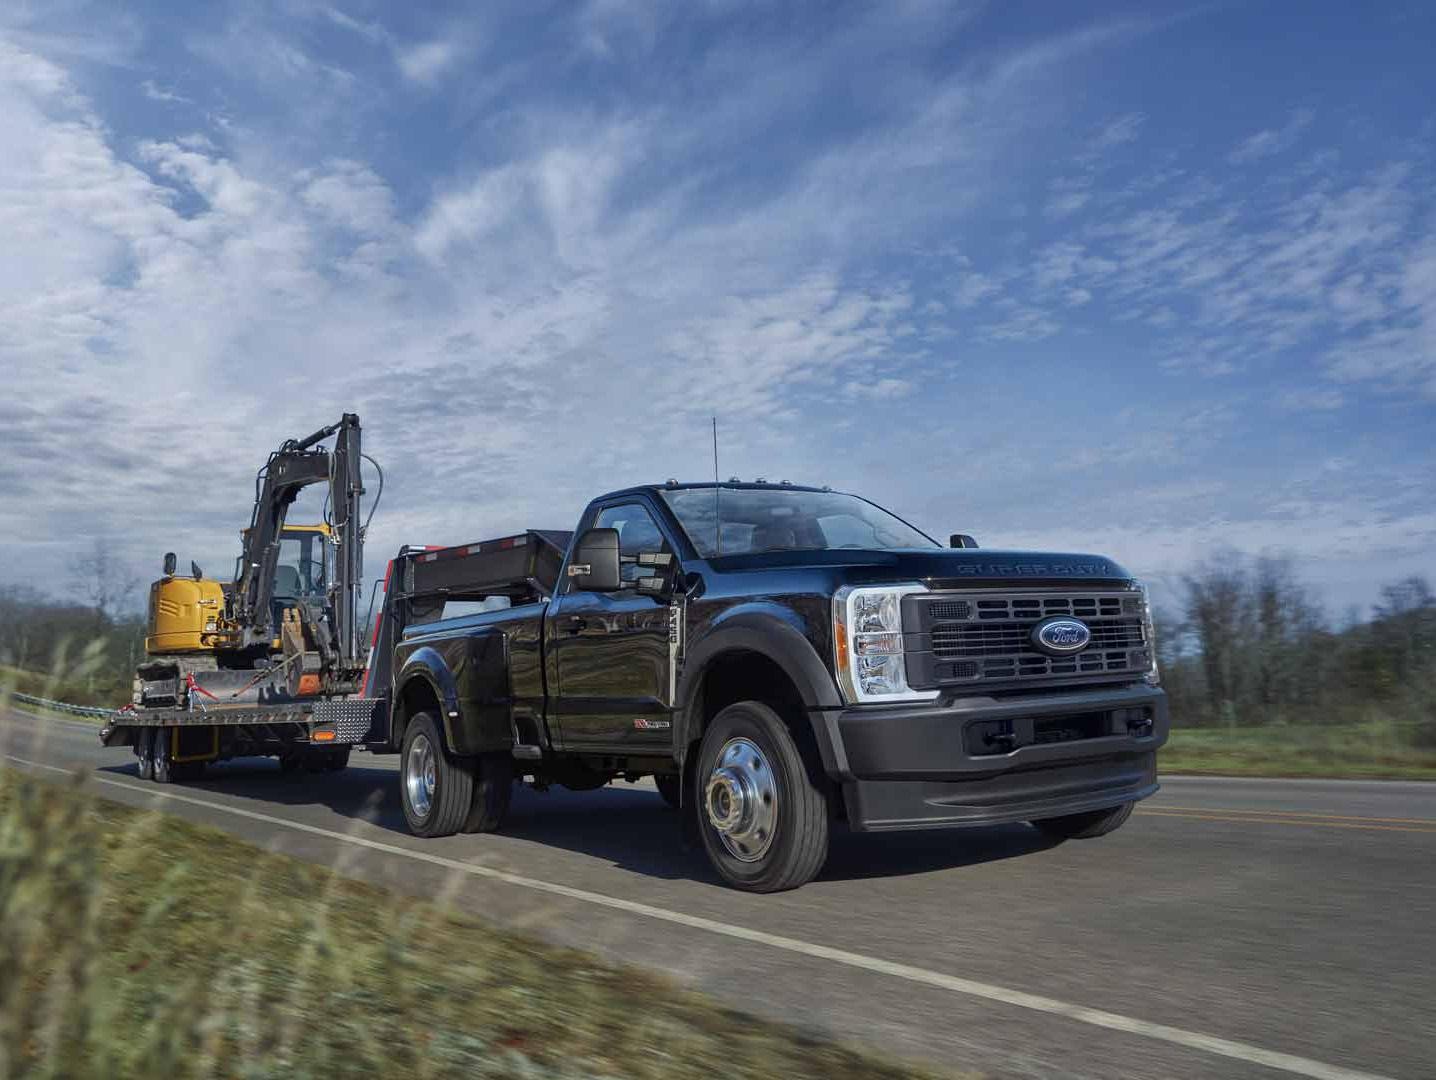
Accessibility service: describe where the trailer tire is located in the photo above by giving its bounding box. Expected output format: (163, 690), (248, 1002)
(463, 753), (513, 833)
(1032, 801), (1134, 841)
(136, 728), (155, 781)
(694, 701), (830, 893)
(401, 711), (473, 838)
(152, 731), (173, 785)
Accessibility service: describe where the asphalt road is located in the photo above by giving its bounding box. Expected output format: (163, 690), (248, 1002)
(4, 708), (1433, 1080)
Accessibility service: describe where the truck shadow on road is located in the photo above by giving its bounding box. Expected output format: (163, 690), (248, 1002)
(99, 757), (1059, 885)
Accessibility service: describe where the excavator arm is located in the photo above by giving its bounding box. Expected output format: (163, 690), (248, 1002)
(231, 414), (365, 671)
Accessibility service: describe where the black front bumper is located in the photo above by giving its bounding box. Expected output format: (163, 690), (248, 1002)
(813, 684), (1169, 832)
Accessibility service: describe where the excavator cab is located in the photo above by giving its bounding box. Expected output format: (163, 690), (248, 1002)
(265, 523), (332, 633)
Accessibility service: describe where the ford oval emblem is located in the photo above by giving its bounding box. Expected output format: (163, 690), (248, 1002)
(1031, 616), (1092, 656)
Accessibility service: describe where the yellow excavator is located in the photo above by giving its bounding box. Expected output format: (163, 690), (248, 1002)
(137, 414), (375, 703)
(145, 522), (334, 662)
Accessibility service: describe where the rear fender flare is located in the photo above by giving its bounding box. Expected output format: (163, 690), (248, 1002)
(396, 647), (462, 751)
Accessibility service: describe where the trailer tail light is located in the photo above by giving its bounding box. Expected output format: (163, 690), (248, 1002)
(312, 728), (336, 742)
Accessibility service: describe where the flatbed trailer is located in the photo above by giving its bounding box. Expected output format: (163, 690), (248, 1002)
(100, 529), (571, 781)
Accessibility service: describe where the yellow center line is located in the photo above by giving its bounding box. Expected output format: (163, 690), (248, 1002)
(1152, 805), (1436, 826)
(1139, 809), (1436, 834)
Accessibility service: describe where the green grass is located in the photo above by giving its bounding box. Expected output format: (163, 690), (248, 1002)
(0, 768), (969, 1080)
(1162, 720), (1436, 781)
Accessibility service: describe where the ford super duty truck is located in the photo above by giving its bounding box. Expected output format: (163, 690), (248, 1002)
(373, 480), (1168, 892)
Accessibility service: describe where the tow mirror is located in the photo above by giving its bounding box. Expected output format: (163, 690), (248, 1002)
(568, 528), (621, 591)
(163, 552), (177, 577)
(949, 534), (979, 549)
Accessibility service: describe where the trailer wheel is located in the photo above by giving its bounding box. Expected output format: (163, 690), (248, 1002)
(136, 728), (155, 781)
(152, 730), (173, 784)
(463, 753), (513, 833)
(1032, 801), (1134, 841)
(694, 701), (830, 893)
(401, 712), (474, 838)
(654, 774), (681, 810)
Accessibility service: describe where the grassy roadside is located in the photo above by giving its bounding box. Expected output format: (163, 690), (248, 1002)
(0, 767), (967, 1080)
(1161, 721), (1436, 781)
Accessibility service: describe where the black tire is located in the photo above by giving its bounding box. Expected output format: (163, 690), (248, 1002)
(401, 712), (474, 838)
(654, 773), (681, 810)
(1032, 801), (1134, 841)
(694, 701), (830, 893)
(463, 753), (514, 833)
(324, 746), (352, 772)
(151, 729), (173, 784)
(136, 728), (155, 781)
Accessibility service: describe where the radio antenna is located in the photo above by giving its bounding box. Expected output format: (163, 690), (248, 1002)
(712, 416), (722, 556)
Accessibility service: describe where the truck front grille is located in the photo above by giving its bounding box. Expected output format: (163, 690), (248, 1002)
(903, 589), (1151, 690)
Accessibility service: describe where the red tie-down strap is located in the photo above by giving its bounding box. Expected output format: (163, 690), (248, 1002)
(185, 671), (219, 711)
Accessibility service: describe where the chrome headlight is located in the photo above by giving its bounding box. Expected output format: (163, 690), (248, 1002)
(1132, 581), (1160, 686)
(832, 584), (940, 704)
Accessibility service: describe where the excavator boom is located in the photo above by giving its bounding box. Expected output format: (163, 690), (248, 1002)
(231, 413), (365, 671)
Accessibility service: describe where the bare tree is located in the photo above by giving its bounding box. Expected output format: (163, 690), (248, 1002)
(1372, 575), (1436, 687)
(69, 539), (141, 627)
(1182, 551), (1251, 724)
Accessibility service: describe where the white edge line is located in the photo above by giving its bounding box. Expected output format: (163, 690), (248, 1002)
(1, 752), (1395, 1080)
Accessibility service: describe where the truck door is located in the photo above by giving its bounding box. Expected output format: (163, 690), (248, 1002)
(551, 500), (676, 752)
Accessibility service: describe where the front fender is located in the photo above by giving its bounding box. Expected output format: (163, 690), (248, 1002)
(677, 605), (846, 776)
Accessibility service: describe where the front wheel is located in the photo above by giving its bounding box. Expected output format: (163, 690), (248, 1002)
(694, 701), (830, 893)
(401, 712), (475, 838)
(1032, 801), (1134, 840)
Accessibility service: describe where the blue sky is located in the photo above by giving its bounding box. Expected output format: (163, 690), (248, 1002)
(1, 0), (1433, 617)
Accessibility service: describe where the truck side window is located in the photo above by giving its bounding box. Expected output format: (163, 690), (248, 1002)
(594, 503), (671, 585)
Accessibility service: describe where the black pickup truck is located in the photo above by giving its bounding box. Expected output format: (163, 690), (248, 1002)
(371, 481), (1169, 892)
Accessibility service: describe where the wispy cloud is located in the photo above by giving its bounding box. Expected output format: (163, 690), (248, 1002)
(1228, 108), (1315, 164)
(140, 79), (190, 104)
(395, 39), (459, 86)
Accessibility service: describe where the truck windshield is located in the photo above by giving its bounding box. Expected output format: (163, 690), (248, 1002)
(660, 487), (939, 557)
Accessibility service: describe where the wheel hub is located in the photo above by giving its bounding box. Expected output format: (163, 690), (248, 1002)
(406, 733), (436, 819)
(704, 737), (777, 862)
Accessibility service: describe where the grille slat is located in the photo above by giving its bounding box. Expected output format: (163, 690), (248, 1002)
(913, 589), (1149, 687)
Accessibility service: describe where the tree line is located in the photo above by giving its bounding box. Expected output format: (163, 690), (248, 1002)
(1158, 553), (1434, 743)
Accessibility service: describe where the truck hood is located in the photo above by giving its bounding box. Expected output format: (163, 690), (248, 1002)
(707, 547), (1134, 587)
